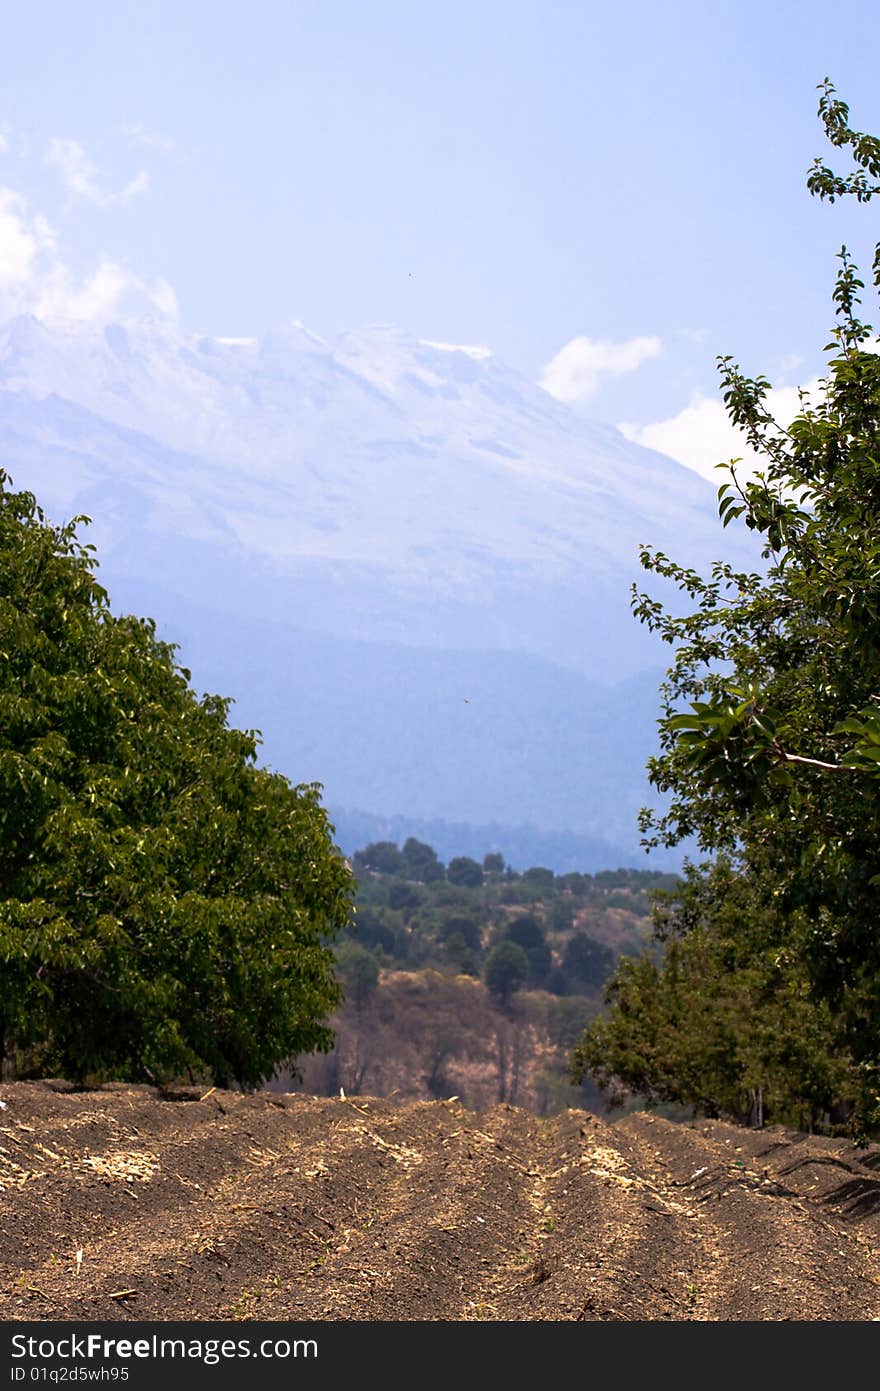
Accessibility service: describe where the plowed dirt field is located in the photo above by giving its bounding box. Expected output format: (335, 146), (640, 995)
(2, 1082), (880, 1321)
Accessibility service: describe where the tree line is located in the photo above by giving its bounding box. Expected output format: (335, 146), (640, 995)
(346, 838), (670, 1001)
(0, 475), (352, 1087)
(571, 82), (880, 1138)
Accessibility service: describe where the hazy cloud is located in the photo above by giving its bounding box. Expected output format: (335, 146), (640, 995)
(620, 381), (824, 484)
(122, 122), (177, 154)
(46, 137), (150, 206)
(37, 259), (178, 322)
(539, 334), (662, 403)
(0, 183), (176, 322)
(0, 189), (55, 288)
(775, 353), (804, 384)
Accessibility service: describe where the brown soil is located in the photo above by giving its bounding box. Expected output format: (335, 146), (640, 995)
(2, 1081), (879, 1321)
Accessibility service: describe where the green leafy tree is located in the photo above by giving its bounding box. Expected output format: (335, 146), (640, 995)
(562, 933), (615, 991)
(401, 837), (445, 883)
(353, 841), (404, 875)
(570, 863), (855, 1129)
(557, 872), (590, 896)
(438, 913), (482, 951)
(484, 940), (529, 1007)
(347, 905), (396, 954)
(447, 855), (484, 888)
(444, 931), (479, 976)
(335, 940), (380, 1014)
(503, 914), (545, 953)
(522, 866), (555, 892)
(502, 914), (551, 986)
(587, 82), (880, 1133)
(0, 474), (353, 1086)
(387, 880), (422, 915)
(550, 898), (574, 933)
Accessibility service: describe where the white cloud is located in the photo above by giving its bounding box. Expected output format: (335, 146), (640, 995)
(620, 380), (824, 484)
(0, 189), (54, 287)
(122, 122), (176, 154)
(775, 353), (804, 385)
(37, 259), (178, 322)
(0, 133), (8, 155)
(146, 277), (179, 320)
(539, 333), (662, 403)
(0, 183), (177, 323)
(46, 137), (149, 206)
(119, 169), (150, 199)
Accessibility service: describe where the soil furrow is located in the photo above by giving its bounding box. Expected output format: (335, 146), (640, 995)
(268, 1104), (541, 1320)
(485, 1111), (716, 1320)
(615, 1114), (880, 1319)
(3, 1084), (880, 1321)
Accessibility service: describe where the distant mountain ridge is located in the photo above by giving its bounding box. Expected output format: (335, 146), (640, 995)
(327, 806), (663, 876)
(0, 313), (755, 862)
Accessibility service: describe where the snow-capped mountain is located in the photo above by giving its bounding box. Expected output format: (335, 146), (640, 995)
(0, 315), (751, 865)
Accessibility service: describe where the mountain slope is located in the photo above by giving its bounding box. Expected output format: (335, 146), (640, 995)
(0, 316), (755, 860)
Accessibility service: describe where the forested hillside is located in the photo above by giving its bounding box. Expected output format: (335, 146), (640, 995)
(290, 840), (673, 1112)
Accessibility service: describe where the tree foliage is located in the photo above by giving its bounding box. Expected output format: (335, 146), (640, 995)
(400, 837), (445, 882)
(0, 473), (353, 1086)
(447, 855), (484, 888)
(573, 82), (880, 1135)
(335, 940), (380, 1014)
(562, 932), (615, 992)
(347, 837), (657, 990)
(484, 940), (529, 1006)
(570, 862), (855, 1129)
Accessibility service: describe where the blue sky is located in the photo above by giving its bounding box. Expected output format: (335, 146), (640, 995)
(2, 0), (878, 475)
